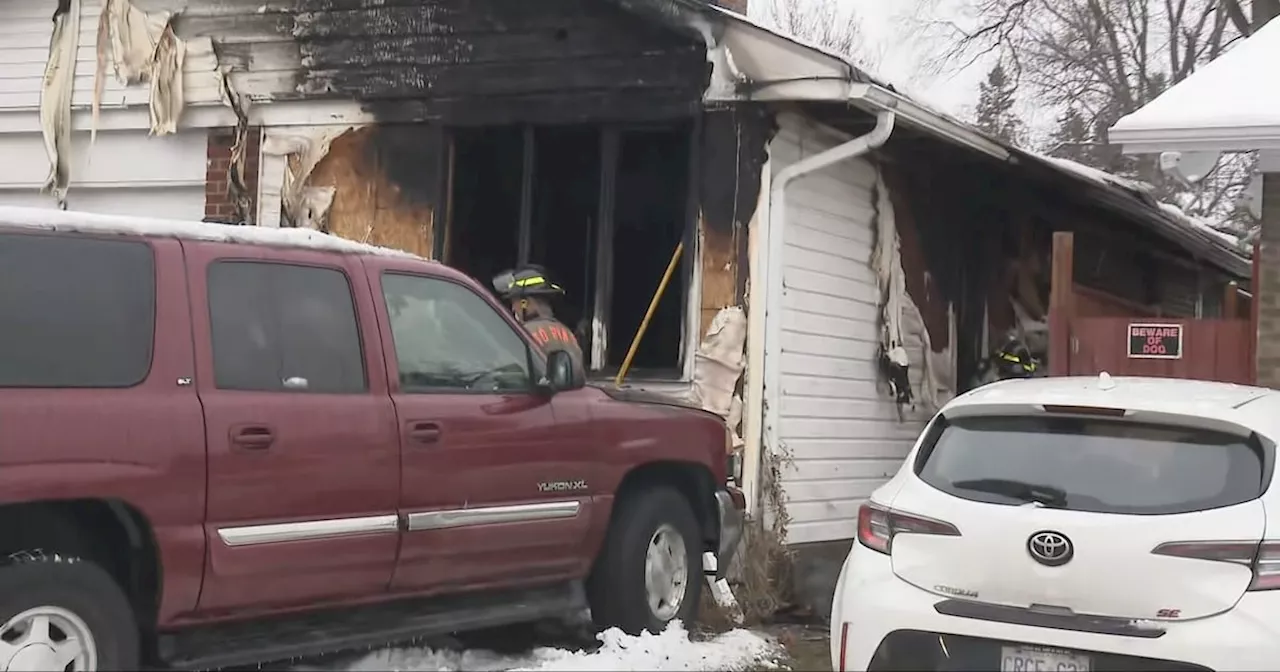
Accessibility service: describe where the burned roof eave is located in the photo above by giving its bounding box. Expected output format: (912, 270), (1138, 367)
(607, 0), (1250, 278)
(1007, 150), (1251, 279)
(794, 102), (1249, 278)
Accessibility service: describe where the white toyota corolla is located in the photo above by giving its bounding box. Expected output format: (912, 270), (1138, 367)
(830, 374), (1280, 672)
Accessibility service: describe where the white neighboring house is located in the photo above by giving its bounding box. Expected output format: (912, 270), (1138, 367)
(1109, 17), (1279, 389)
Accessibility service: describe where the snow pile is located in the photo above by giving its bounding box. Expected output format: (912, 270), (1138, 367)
(512, 623), (781, 671)
(1038, 155), (1151, 193)
(0, 205), (425, 260)
(313, 622), (781, 672)
(1155, 202), (1248, 250)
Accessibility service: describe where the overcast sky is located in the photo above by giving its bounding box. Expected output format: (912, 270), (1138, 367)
(748, 0), (996, 121)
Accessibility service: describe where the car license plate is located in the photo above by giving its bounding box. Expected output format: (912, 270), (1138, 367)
(1000, 646), (1091, 672)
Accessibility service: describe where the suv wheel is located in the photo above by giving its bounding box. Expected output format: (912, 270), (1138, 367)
(588, 488), (703, 635)
(0, 552), (138, 671)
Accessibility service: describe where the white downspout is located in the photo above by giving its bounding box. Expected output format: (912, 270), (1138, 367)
(756, 110), (896, 515)
(741, 157), (771, 517)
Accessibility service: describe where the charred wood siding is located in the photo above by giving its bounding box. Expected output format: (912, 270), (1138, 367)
(180, 0), (709, 124)
(697, 105), (774, 336)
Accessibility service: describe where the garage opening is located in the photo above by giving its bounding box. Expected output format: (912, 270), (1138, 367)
(444, 121), (694, 380)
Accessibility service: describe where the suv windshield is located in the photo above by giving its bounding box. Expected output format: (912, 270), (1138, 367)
(916, 415), (1267, 515)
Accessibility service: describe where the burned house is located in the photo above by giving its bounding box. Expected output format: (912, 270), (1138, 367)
(1, 0), (1253, 614)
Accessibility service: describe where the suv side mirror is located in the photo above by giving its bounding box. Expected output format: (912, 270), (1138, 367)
(545, 350), (580, 391)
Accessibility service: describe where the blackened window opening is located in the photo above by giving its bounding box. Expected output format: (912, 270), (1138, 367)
(448, 126), (524, 294)
(444, 120), (693, 379)
(529, 125), (602, 349)
(606, 125), (690, 374)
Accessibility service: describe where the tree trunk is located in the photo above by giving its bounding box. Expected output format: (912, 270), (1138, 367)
(1256, 0), (1280, 31)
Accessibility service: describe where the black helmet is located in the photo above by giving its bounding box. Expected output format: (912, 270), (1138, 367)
(993, 336), (1039, 378)
(492, 264), (565, 300)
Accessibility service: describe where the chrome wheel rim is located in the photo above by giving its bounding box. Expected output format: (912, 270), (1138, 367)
(644, 523), (689, 622)
(0, 606), (97, 672)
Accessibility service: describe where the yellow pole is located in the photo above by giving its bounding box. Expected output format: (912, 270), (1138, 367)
(615, 240), (685, 387)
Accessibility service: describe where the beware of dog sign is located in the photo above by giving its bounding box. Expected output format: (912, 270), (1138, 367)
(1127, 323), (1183, 360)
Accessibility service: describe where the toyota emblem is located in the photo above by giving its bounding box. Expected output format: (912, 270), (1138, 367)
(1027, 530), (1073, 567)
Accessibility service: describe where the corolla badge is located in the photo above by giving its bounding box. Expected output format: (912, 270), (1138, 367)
(538, 480), (588, 493)
(1027, 530), (1074, 567)
(934, 584), (979, 599)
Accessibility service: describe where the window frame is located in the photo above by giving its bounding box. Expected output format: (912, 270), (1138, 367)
(437, 120), (701, 380)
(0, 230), (158, 389)
(205, 258), (370, 395)
(379, 270), (540, 396)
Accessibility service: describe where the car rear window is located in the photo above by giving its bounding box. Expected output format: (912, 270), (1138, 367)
(916, 415), (1267, 515)
(0, 232), (156, 388)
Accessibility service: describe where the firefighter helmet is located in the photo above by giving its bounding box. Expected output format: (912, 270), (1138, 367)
(491, 265), (566, 300)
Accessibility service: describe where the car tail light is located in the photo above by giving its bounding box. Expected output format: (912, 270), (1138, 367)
(857, 502), (961, 554)
(1152, 540), (1280, 590)
(837, 622), (849, 672)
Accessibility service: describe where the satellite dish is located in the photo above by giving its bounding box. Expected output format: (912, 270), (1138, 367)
(1159, 151), (1220, 184)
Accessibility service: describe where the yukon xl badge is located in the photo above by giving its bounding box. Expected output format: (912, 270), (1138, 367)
(538, 480), (588, 493)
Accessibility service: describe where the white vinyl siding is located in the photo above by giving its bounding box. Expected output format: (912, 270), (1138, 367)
(769, 114), (928, 545)
(0, 129), (207, 220)
(0, 0), (223, 117)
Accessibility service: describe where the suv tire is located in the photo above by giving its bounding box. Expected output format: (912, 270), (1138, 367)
(588, 487), (703, 635)
(0, 552), (139, 671)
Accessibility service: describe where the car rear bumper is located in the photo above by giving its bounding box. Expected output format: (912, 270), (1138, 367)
(715, 487), (745, 577)
(831, 540), (1280, 671)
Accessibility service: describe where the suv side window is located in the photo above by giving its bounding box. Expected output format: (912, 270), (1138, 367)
(0, 232), (155, 388)
(208, 261), (367, 394)
(381, 273), (533, 393)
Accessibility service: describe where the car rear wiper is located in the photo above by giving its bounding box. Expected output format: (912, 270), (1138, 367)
(950, 478), (1069, 508)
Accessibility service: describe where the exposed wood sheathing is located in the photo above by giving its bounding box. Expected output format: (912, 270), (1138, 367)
(699, 220), (738, 338)
(305, 125), (440, 258)
(696, 106), (774, 336)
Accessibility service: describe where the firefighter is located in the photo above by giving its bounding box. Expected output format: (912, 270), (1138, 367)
(990, 334), (1041, 380)
(492, 265), (585, 377)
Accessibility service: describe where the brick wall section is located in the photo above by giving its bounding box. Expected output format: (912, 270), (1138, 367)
(1257, 172), (1280, 388)
(205, 127), (261, 223)
(711, 0), (748, 12)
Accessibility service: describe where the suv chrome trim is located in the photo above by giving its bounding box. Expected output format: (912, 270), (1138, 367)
(406, 501), (581, 531)
(218, 514), (400, 547)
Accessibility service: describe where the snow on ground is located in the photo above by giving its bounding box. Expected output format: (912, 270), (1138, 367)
(295, 622), (783, 672)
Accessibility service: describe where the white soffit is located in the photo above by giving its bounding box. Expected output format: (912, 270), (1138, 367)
(708, 6), (853, 95)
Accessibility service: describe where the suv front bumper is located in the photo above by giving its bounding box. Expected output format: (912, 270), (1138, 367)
(715, 487), (746, 577)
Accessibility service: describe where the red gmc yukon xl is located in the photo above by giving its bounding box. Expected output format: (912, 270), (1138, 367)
(0, 206), (744, 672)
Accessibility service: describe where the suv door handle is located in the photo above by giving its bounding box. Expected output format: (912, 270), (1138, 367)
(407, 421), (442, 444)
(230, 425), (275, 450)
